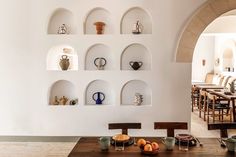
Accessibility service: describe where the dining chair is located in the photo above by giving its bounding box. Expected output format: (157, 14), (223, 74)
(199, 90), (207, 120)
(191, 85), (199, 112)
(154, 122), (188, 137)
(206, 93), (232, 123)
(108, 123), (141, 135)
(208, 123), (236, 138)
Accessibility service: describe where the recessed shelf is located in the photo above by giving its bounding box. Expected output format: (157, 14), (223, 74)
(85, 44), (114, 70)
(84, 8), (113, 34)
(47, 45), (78, 71)
(121, 43), (151, 70)
(85, 80), (115, 105)
(121, 80), (151, 106)
(48, 8), (77, 35)
(121, 7), (152, 34)
(49, 80), (78, 106)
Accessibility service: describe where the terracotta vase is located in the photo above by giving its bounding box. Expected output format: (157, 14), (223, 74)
(94, 22), (105, 34)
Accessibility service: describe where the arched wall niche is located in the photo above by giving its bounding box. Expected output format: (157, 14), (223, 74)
(48, 8), (77, 34)
(120, 7), (152, 34)
(220, 39), (236, 72)
(175, 0), (236, 63)
(84, 7), (113, 34)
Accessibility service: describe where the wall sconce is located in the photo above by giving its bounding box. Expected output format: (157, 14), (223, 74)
(215, 58), (220, 66)
(202, 59), (206, 66)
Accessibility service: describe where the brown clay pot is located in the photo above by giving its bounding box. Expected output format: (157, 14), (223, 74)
(59, 55), (70, 71)
(94, 22), (105, 34)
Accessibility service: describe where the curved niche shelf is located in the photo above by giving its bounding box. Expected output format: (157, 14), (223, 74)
(49, 80), (78, 106)
(85, 44), (114, 70)
(48, 8), (76, 34)
(121, 7), (152, 34)
(47, 45), (78, 71)
(220, 39), (235, 72)
(84, 8), (113, 34)
(85, 80), (114, 105)
(121, 80), (151, 106)
(121, 43), (151, 70)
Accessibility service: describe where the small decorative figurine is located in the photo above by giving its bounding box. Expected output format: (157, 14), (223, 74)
(92, 92), (105, 105)
(52, 96), (59, 105)
(129, 61), (143, 70)
(94, 22), (106, 34)
(63, 48), (72, 54)
(94, 57), (107, 70)
(70, 99), (78, 105)
(59, 96), (68, 105)
(57, 24), (68, 34)
(133, 93), (143, 106)
(132, 20), (143, 34)
(59, 55), (70, 71)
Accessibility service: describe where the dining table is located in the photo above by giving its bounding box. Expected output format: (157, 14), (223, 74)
(207, 89), (236, 122)
(68, 137), (235, 157)
(194, 84), (224, 91)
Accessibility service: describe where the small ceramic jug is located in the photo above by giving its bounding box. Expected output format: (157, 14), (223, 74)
(59, 96), (68, 105)
(92, 92), (105, 105)
(59, 55), (70, 71)
(94, 57), (107, 70)
(129, 61), (143, 70)
(133, 93), (143, 105)
(132, 20), (143, 34)
(98, 137), (110, 151)
(94, 22), (105, 34)
(52, 96), (59, 105)
(57, 24), (68, 34)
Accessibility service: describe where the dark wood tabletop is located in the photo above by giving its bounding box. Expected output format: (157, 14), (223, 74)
(68, 137), (235, 157)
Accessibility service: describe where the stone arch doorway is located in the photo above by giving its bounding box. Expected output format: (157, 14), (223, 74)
(176, 0), (236, 63)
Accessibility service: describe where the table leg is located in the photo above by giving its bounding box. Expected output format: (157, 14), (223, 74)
(232, 98), (236, 122)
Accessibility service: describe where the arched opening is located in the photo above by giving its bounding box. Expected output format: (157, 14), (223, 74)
(176, 0), (236, 137)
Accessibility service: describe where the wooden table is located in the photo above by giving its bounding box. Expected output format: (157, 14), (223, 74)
(68, 137), (235, 157)
(195, 85), (224, 91)
(207, 89), (236, 122)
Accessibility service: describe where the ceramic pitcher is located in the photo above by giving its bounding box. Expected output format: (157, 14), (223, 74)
(129, 61), (143, 70)
(92, 92), (105, 105)
(94, 57), (107, 70)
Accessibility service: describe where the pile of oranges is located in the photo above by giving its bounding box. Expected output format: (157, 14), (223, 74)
(137, 138), (159, 152)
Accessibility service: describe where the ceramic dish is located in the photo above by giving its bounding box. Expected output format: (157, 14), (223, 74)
(110, 137), (134, 146)
(141, 149), (159, 155)
(175, 134), (197, 147)
(112, 134), (130, 142)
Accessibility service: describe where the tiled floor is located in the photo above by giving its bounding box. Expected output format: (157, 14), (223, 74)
(0, 113), (235, 157)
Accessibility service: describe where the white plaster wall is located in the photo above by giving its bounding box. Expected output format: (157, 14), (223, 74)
(204, 16), (236, 34)
(0, 0), (206, 136)
(192, 36), (215, 82)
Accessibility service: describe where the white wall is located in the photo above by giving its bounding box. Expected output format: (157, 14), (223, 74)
(192, 36), (215, 82)
(0, 0), (206, 136)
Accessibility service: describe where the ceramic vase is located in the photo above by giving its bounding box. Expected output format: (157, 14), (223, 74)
(94, 22), (105, 34)
(59, 55), (70, 71)
(134, 93), (143, 105)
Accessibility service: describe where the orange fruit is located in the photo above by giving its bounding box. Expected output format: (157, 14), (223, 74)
(137, 138), (146, 147)
(144, 144), (153, 151)
(151, 142), (159, 150)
